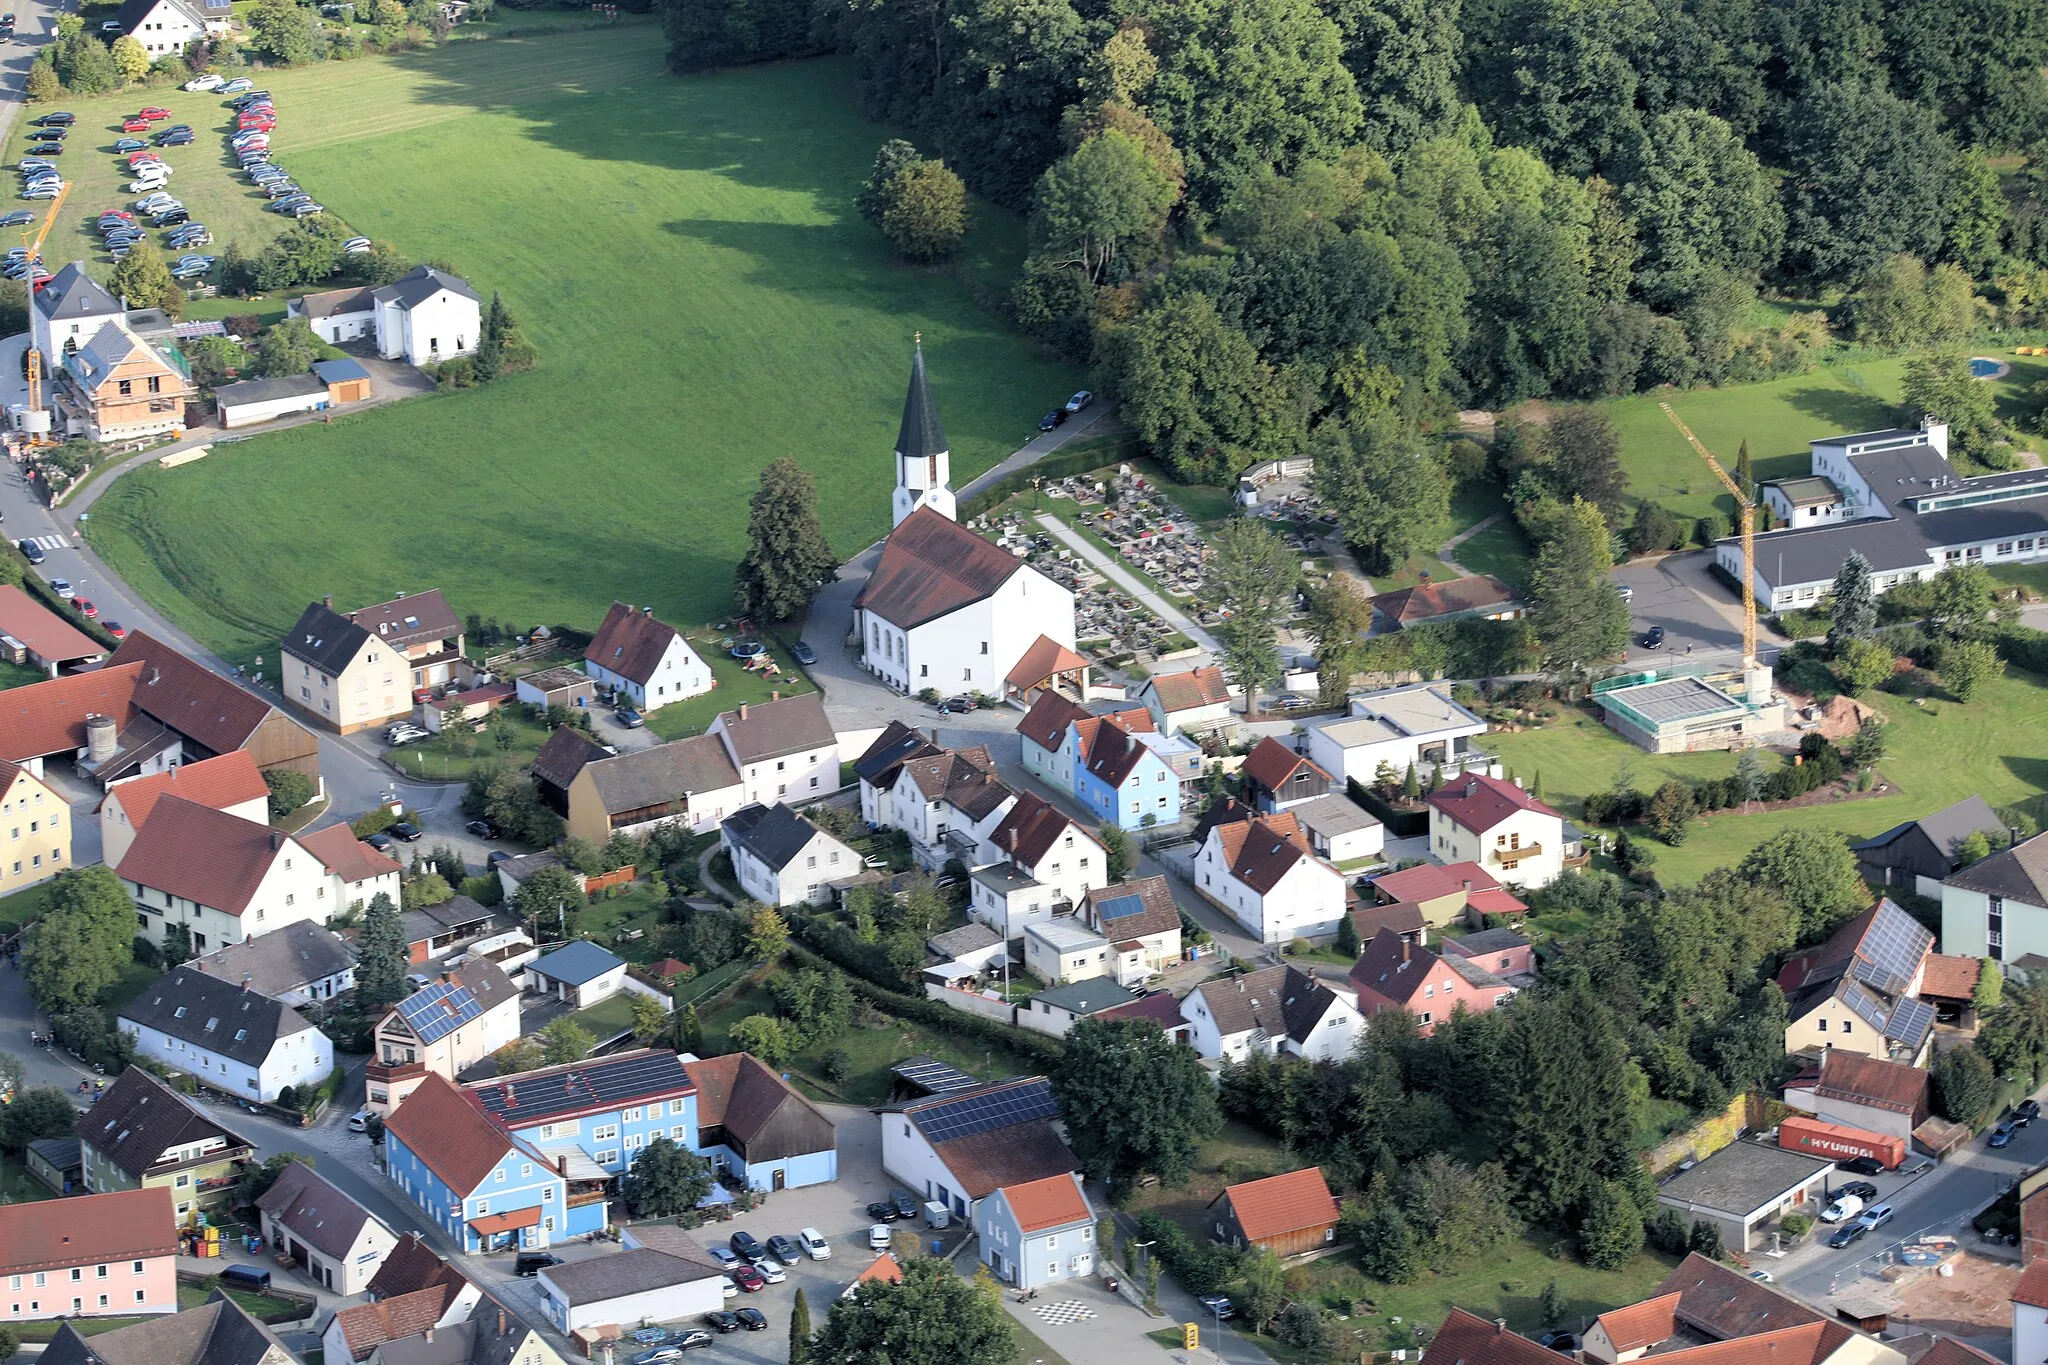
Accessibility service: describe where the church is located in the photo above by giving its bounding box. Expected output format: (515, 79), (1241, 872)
(853, 342), (1083, 703)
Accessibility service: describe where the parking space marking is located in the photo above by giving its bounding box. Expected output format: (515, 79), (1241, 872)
(1031, 1300), (1096, 1326)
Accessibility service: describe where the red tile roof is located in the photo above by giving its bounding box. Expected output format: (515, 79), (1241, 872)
(1148, 666), (1231, 713)
(990, 790), (1081, 869)
(0, 1187), (177, 1275)
(1918, 954), (1982, 1000)
(468, 1206), (541, 1234)
(0, 584), (104, 663)
(853, 506), (1025, 629)
(1425, 1308), (1568, 1365)
(1016, 690), (1089, 753)
(1239, 737), (1329, 795)
(584, 601), (689, 686)
(1211, 812), (1315, 894)
(298, 821), (403, 886)
(1369, 860), (1501, 904)
(1006, 635), (1087, 688)
(1595, 1292), (1681, 1352)
(2019, 1262), (2048, 1311)
(331, 1283), (463, 1360)
(107, 632), (281, 755)
(0, 662), (141, 762)
(1370, 573), (1521, 626)
(1217, 1167), (1337, 1242)
(1814, 1050), (1927, 1114)
(384, 1072), (515, 1195)
(1425, 773), (1562, 834)
(1648, 1323), (1837, 1365)
(114, 795), (290, 914)
(104, 751), (268, 829)
(855, 1253), (903, 1287)
(1002, 1172), (1092, 1233)
(1077, 711), (1161, 787)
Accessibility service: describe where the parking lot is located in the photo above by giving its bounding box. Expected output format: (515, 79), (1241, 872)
(1613, 550), (1786, 667)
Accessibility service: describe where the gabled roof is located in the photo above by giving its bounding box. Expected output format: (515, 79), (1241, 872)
(1811, 1049), (1928, 1114)
(1085, 876), (1181, 941)
(1442, 927), (1528, 958)
(107, 631), (285, 755)
(1006, 635), (1087, 689)
(1370, 573), (1521, 626)
(0, 1187), (177, 1276)
(584, 601), (691, 685)
(527, 939), (624, 987)
(1425, 773), (1562, 834)
(67, 318), (175, 395)
(1776, 897), (1932, 1000)
(1216, 1167), (1337, 1241)
(256, 1160), (385, 1260)
(384, 1072), (520, 1195)
(854, 721), (941, 788)
(36, 261), (120, 321)
(1015, 689), (1091, 753)
(1147, 665), (1232, 713)
(1852, 796), (2002, 863)
(330, 1283), (464, 1361)
(1654, 1252), (1826, 1340)
(340, 590), (459, 650)
(42, 1292), (292, 1365)
(294, 285), (376, 321)
(1094, 990), (1188, 1033)
(683, 1052), (834, 1158)
(899, 746), (1005, 818)
(893, 1076), (1074, 1197)
(105, 751), (268, 829)
(1239, 737), (1329, 795)
(1945, 829), (2048, 906)
(1190, 964), (1345, 1042)
(280, 601), (371, 675)
(373, 265), (480, 311)
(367, 1231), (461, 1300)
(1209, 811), (1318, 894)
(115, 795), (290, 914)
(0, 661), (141, 762)
(0, 584), (104, 664)
(1076, 710), (1164, 787)
(389, 959), (517, 1046)
(298, 821), (404, 886)
(1351, 928), (1486, 1005)
(120, 968), (317, 1065)
(1351, 900), (1427, 940)
(2015, 1260), (2048, 1311)
(1000, 1172), (1093, 1233)
(1918, 954), (1981, 1000)
(855, 1253), (903, 1288)
(541, 1247), (723, 1305)
(83, 1066), (254, 1178)
(723, 802), (839, 872)
(585, 734), (741, 813)
(989, 790), (1083, 869)
(1425, 1307), (1568, 1365)
(853, 506), (1024, 629)
(1369, 860), (1503, 904)
(713, 691), (835, 763)
(187, 920), (356, 998)
(1646, 1322), (1839, 1365)
(1595, 1292), (1681, 1353)
(895, 340), (947, 460)
(471, 1047), (695, 1129)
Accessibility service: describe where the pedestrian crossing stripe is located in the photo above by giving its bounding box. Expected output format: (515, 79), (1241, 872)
(1031, 1301), (1096, 1326)
(29, 534), (66, 550)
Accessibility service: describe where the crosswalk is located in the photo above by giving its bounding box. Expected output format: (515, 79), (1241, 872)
(24, 534), (67, 551)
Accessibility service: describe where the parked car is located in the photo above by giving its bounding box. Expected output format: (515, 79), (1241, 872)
(153, 209), (190, 226)
(347, 1109), (373, 1133)
(0, 210), (35, 226)
(1819, 1194), (1865, 1223)
(290, 203), (324, 218)
(1540, 1333), (1579, 1354)
(706, 1247), (739, 1270)
(121, 118), (151, 133)
(113, 138), (147, 153)
(137, 107), (171, 120)
(74, 598), (96, 618)
(891, 1191), (918, 1220)
(729, 1231), (765, 1263)
(1992, 1121), (2018, 1147)
(1837, 1154), (1885, 1176)
(631, 1347), (683, 1365)
(29, 113), (74, 127)
(185, 73), (226, 91)
(1038, 409), (1066, 432)
(49, 578), (73, 597)
(1855, 1203), (1895, 1231)
(1838, 1180), (1879, 1201)
(865, 1200), (901, 1223)
(2017, 1099), (2041, 1126)
(613, 705), (644, 728)
(157, 132), (195, 147)
(753, 1260), (786, 1285)
(729, 1266), (765, 1293)
(466, 818), (502, 839)
(797, 1228), (830, 1260)
(790, 640), (816, 665)
(219, 78), (254, 94)
(513, 1252), (562, 1277)
(1196, 1294), (1235, 1320)
(730, 1308), (767, 1332)
(766, 1235), (802, 1264)
(700, 1312), (738, 1334)
(936, 695), (974, 714)
(365, 832), (396, 852)
(390, 821), (423, 842)
(1642, 624), (1666, 649)
(19, 539), (43, 564)
(718, 1277), (737, 1300)
(104, 621), (127, 639)
(867, 1225), (892, 1252)
(1065, 389), (1094, 412)
(1827, 1221), (1870, 1250)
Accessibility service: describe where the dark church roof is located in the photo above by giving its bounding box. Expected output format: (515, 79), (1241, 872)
(895, 340), (947, 461)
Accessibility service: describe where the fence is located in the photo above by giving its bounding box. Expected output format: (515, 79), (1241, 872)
(483, 639), (561, 672)
(585, 866), (635, 895)
(924, 982), (1019, 1026)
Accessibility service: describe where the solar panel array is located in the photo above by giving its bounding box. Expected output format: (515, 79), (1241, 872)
(1887, 997), (1935, 1046)
(914, 1078), (1058, 1144)
(471, 1050), (691, 1125)
(890, 1058), (979, 1096)
(398, 980), (479, 1045)
(1095, 894), (1145, 923)
(1840, 981), (1893, 1035)
(1851, 901), (1931, 996)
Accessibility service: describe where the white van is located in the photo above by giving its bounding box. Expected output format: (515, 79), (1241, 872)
(1819, 1193), (1865, 1224)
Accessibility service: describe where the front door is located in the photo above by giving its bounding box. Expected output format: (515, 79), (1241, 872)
(772, 1168), (785, 1191)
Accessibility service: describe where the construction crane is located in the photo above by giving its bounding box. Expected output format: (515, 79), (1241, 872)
(1660, 400), (1757, 670)
(20, 181), (70, 447)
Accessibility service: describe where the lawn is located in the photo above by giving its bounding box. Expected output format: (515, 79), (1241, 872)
(1489, 665), (2048, 883)
(581, 880), (670, 963)
(83, 31), (1084, 669)
(0, 1151), (57, 1203)
(10, 1282), (306, 1342)
(565, 990), (642, 1045)
(0, 658), (47, 691)
(643, 639), (814, 742)
(0, 880), (53, 935)
(384, 708), (556, 783)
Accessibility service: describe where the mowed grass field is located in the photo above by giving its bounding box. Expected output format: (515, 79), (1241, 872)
(84, 27), (1081, 664)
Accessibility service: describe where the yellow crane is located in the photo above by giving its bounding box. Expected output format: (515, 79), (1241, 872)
(1660, 400), (1756, 669)
(21, 180), (71, 446)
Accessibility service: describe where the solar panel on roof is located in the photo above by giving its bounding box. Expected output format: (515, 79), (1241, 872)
(1852, 903), (1929, 997)
(914, 1078), (1059, 1144)
(890, 1058), (978, 1095)
(1887, 997), (1935, 1045)
(1095, 894), (1145, 922)
(470, 1051), (691, 1125)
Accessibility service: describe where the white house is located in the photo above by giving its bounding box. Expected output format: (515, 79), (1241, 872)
(298, 823), (405, 920)
(1077, 877), (1183, 986)
(537, 1247), (726, 1336)
(968, 792), (1107, 940)
(1191, 809), (1347, 944)
(256, 1161), (397, 1296)
(183, 920), (356, 1007)
(581, 602), (711, 712)
(1137, 665), (1236, 738)
(1298, 682), (1492, 789)
(30, 264), (125, 380)
(115, 796), (332, 953)
(111, 0), (225, 53)
(720, 802), (860, 907)
(119, 969), (335, 1103)
(1182, 964), (1362, 1063)
(1023, 918), (1112, 986)
(2016, 1263), (2048, 1365)
(879, 1076), (1075, 1223)
(524, 941), (628, 1010)
(975, 1173), (1096, 1291)
(99, 750), (270, 869)
(708, 693), (840, 808)
(1425, 774), (1569, 889)
(854, 347), (1078, 703)
(287, 267), (482, 368)
(859, 733), (1014, 871)
(1941, 830), (2048, 963)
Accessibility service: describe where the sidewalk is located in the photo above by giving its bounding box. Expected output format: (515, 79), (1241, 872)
(1037, 513), (1222, 656)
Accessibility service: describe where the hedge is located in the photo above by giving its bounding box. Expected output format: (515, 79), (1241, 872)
(1996, 624), (2048, 673)
(783, 940), (1066, 1069)
(1136, 1209), (1238, 1295)
(1345, 777), (1428, 838)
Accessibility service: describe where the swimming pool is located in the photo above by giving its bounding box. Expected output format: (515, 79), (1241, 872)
(1971, 357), (2003, 378)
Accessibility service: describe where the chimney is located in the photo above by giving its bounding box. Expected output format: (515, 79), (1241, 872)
(497, 1309), (507, 1335)
(270, 831), (283, 852)
(441, 971), (453, 985)
(1462, 879), (1472, 893)
(323, 594), (333, 610)
(504, 1083), (515, 1107)
(1465, 780), (1478, 798)
(242, 973), (252, 989)
(1401, 940), (1410, 964)
(738, 702), (749, 721)
(1495, 1319), (1508, 1333)
(424, 1329), (433, 1345)
(642, 606), (652, 617)
(556, 1154), (569, 1176)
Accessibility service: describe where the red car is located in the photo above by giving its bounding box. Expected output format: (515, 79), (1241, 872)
(127, 153), (161, 166)
(104, 621), (127, 639)
(120, 117), (150, 132)
(137, 107), (171, 120)
(74, 598), (96, 618)
(729, 1266), (765, 1293)
(101, 208), (134, 219)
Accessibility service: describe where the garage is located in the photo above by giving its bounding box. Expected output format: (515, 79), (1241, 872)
(216, 373), (329, 428)
(536, 1246), (728, 1334)
(1655, 1140), (1833, 1253)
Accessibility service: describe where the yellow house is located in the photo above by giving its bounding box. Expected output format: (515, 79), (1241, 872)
(0, 757), (69, 894)
(80, 1066), (257, 1227)
(279, 590), (465, 735)
(1780, 898), (1935, 1065)
(560, 734), (744, 843)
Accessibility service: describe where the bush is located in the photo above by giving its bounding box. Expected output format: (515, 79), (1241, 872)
(1136, 1210), (1237, 1295)
(1779, 1212), (1812, 1240)
(783, 940), (1066, 1069)
(352, 806), (401, 837)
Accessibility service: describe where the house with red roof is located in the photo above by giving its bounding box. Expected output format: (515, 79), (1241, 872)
(581, 601), (710, 713)
(974, 1171), (1098, 1290)
(100, 750), (269, 868)
(1349, 927), (1516, 1036)
(383, 1073), (574, 1253)
(0, 583), (105, 675)
(113, 795), (334, 952)
(1364, 860), (1526, 929)
(1191, 807), (1346, 943)
(1425, 773), (1571, 888)
(969, 791), (1108, 940)
(1136, 664), (1236, 737)
(1015, 692), (1197, 830)
(1238, 737), (1334, 814)
(1210, 1167), (1338, 1257)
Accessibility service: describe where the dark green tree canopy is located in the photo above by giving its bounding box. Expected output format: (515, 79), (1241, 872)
(1051, 1018), (1223, 1192)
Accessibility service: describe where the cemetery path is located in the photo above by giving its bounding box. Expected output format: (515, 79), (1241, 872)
(1038, 512), (1225, 656)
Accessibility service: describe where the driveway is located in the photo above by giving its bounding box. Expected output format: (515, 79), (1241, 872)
(1613, 550), (1786, 668)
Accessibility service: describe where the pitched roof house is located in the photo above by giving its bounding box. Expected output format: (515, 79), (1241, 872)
(115, 795), (334, 951)
(563, 733), (745, 842)
(0, 757), (69, 898)
(1853, 796), (2006, 895)
(974, 1172), (1098, 1291)
(1366, 860), (1527, 927)
(106, 630), (321, 787)
(682, 1052), (839, 1189)
(880, 1076), (1077, 1221)
(256, 1160), (398, 1295)
(1370, 573), (1524, 629)
(1078, 876), (1183, 985)
(79, 1066), (256, 1226)
(1425, 773), (1570, 888)
(56, 317), (195, 443)
(279, 590), (463, 734)
(185, 919), (357, 1006)
(1138, 665), (1235, 737)
(33, 263), (125, 375)
(1349, 927), (1516, 1036)
(971, 791), (1108, 939)
(1211, 1167), (1338, 1256)
(1190, 808), (1347, 944)
(1584, 1292), (1682, 1364)
(119, 968), (335, 1104)
(1182, 963), (1361, 1062)
(1942, 829), (2048, 966)
(1239, 738), (1334, 814)
(100, 750), (269, 869)
(581, 602), (710, 712)
(721, 802), (862, 907)
(367, 958), (522, 1115)
(1781, 1049), (1930, 1141)
(41, 1294), (293, 1365)
(1778, 897), (1935, 1063)
(382, 1073), (568, 1254)
(531, 726), (610, 815)
(861, 731), (1015, 871)
(0, 1186), (180, 1318)
(297, 822), (405, 917)
(708, 693), (839, 808)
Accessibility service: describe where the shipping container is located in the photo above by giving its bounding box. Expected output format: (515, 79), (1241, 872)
(1778, 1113), (1907, 1169)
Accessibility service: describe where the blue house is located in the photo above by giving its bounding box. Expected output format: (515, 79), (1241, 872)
(975, 1172), (1097, 1290)
(382, 1072), (587, 1251)
(683, 1052), (838, 1191)
(1071, 713), (1195, 831)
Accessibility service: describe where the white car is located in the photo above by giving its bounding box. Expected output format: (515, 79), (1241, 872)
(754, 1260), (786, 1284)
(1819, 1194), (1865, 1224)
(719, 1277), (737, 1300)
(127, 179), (169, 195)
(867, 1224), (892, 1252)
(185, 73), (225, 91)
(797, 1228), (830, 1260)
(347, 1108), (373, 1132)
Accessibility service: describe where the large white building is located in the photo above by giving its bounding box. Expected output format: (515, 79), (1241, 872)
(1298, 682), (1493, 788)
(581, 602), (711, 713)
(288, 267), (483, 368)
(119, 968), (335, 1102)
(854, 345), (1077, 701)
(1424, 774), (1569, 890)
(1190, 808), (1346, 944)
(115, 796), (333, 952)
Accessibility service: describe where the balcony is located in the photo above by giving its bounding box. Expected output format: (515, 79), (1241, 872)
(367, 1060), (426, 1085)
(566, 1189), (608, 1209)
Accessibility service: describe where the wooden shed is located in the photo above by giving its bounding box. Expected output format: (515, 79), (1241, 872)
(313, 357), (374, 404)
(1209, 1167), (1339, 1257)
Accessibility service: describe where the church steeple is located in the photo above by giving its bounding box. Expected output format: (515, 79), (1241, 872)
(892, 334), (955, 526)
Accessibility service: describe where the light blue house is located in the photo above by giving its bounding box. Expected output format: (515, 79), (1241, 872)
(683, 1052), (838, 1191)
(974, 1172), (1097, 1290)
(1072, 715), (1196, 831)
(382, 1072), (584, 1251)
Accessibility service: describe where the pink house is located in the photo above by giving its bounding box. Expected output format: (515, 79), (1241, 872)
(1439, 928), (1535, 980)
(0, 1186), (179, 1320)
(1348, 927), (1516, 1036)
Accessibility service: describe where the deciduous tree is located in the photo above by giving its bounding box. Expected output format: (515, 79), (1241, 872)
(734, 457), (838, 622)
(1303, 575), (1374, 704)
(1207, 518), (1301, 712)
(108, 241), (183, 318)
(879, 159), (971, 263)
(1943, 636), (2004, 702)
(24, 866), (137, 1014)
(1311, 416), (1451, 575)
(1780, 82), (1958, 281)
(747, 904), (790, 960)
(251, 319), (323, 378)
(622, 1135), (714, 1216)
(1031, 130), (1175, 284)
(538, 1017), (595, 1065)
(512, 864), (585, 936)
(1107, 291), (1300, 485)
(815, 1256), (1014, 1365)
(1052, 1018), (1222, 1194)
(1736, 829), (1865, 939)
(109, 34), (150, 81)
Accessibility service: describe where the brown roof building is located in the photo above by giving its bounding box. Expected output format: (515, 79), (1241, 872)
(107, 631), (321, 785)
(681, 1052), (838, 1173)
(41, 1292), (296, 1365)
(855, 506), (1025, 631)
(1239, 737), (1334, 812)
(0, 583), (105, 674)
(0, 1185), (179, 1278)
(1424, 1308), (1568, 1365)
(1210, 1167), (1338, 1256)
(1586, 1292), (1683, 1363)
(1371, 573), (1524, 629)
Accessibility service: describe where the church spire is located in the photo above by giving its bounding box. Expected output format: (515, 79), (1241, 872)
(895, 334), (949, 466)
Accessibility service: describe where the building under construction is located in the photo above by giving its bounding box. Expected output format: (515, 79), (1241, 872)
(1594, 662), (1787, 754)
